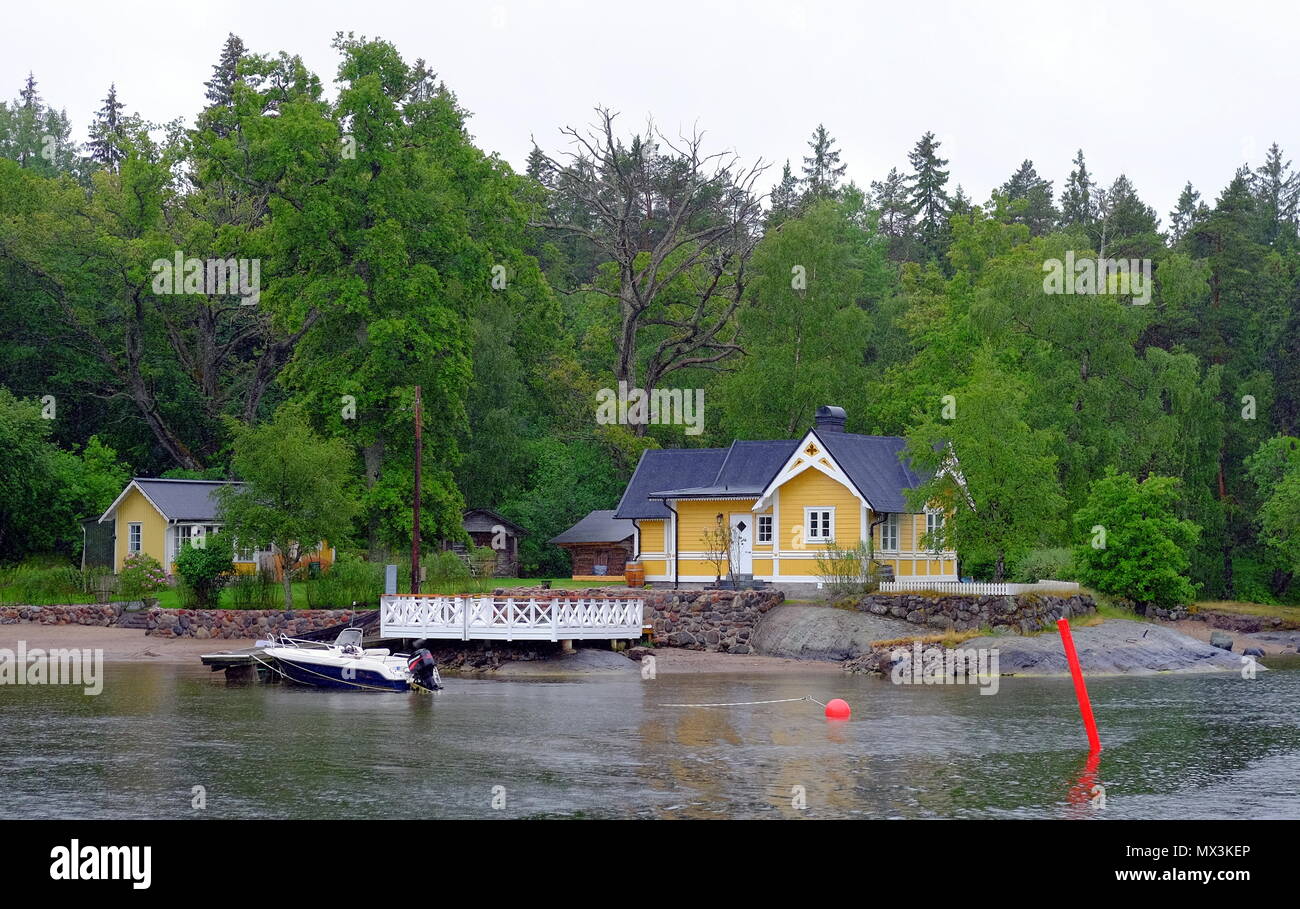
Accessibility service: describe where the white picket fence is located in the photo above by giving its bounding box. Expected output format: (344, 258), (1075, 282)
(380, 594), (645, 641)
(876, 579), (1080, 596)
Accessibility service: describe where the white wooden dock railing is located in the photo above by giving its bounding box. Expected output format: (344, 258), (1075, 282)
(380, 594), (645, 641)
(876, 579), (1080, 596)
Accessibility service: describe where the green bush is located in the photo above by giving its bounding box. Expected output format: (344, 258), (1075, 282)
(118, 553), (168, 601)
(1015, 548), (1077, 583)
(173, 533), (235, 609)
(307, 554), (383, 608)
(229, 567), (281, 609)
(815, 540), (885, 599)
(1073, 470), (1200, 609)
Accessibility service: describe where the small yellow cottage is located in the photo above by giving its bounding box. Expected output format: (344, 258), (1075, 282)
(613, 406), (958, 585)
(97, 478), (334, 578)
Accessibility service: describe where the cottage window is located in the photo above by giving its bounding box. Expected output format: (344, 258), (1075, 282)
(805, 508), (834, 542)
(128, 523), (142, 554)
(926, 511), (944, 550)
(757, 515), (773, 544)
(881, 514), (900, 552)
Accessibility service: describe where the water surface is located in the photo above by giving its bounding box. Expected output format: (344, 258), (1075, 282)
(2, 662), (1297, 819)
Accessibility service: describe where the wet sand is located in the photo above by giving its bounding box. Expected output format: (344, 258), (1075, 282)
(0, 624), (257, 664)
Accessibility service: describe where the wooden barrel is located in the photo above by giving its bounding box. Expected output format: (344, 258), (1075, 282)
(624, 561), (645, 588)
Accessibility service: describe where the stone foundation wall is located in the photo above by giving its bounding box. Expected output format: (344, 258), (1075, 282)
(146, 608), (371, 639)
(0, 604), (124, 626)
(493, 585), (785, 652)
(854, 591), (1096, 634)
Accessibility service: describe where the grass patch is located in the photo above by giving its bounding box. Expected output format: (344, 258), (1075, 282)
(870, 629), (984, 650)
(1191, 600), (1300, 627)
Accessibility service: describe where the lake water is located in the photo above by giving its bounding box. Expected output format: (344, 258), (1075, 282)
(2, 662), (1298, 819)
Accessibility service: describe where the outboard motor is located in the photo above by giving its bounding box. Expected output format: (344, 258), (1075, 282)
(407, 648), (442, 691)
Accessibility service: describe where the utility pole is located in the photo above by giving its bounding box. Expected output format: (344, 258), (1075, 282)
(411, 385), (422, 595)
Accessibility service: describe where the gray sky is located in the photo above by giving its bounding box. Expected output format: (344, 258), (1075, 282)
(6, 0), (1297, 218)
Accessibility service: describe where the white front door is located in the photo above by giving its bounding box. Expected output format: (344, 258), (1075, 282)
(729, 513), (753, 574)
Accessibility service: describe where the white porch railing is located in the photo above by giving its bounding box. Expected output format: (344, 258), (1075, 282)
(876, 579), (1080, 596)
(380, 595), (645, 641)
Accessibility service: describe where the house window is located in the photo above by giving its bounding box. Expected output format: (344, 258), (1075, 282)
(926, 511), (944, 550)
(181, 524), (222, 548)
(880, 514), (900, 552)
(805, 508), (834, 542)
(757, 515), (773, 544)
(128, 523), (142, 554)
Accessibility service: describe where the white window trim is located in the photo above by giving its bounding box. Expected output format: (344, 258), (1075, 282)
(127, 522), (142, 554)
(757, 514), (773, 544)
(925, 510), (944, 551)
(804, 506), (835, 542)
(881, 513), (900, 552)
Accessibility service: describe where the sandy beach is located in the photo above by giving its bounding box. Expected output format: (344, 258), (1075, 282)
(0, 624), (258, 664)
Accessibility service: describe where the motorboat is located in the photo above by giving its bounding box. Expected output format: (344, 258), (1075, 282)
(259, 628), (442, 692)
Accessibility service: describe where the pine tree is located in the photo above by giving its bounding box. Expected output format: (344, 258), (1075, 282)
(1169, 181), (1207, 244)
(1253, 142), (1299, 245)
(767, 159), (801, 228)
(906, 131), (951, 262)
(525, 140), (552, 186)
(204, 34), (247, 109)
(19, 72), (37, 109)
(87, 84), (126, 170)
(15, 73), (39, 167)
(1061, 148), (1094, 229)
(998, 159), (1057, 235)
(800, 124), (847, 202)
(1094, 174), (1161, 257)
(869, 166), (915, 261)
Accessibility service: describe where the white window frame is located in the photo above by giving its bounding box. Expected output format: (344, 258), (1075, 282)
(804, 507), (835, 543)
(128, 523), (142, 554)
(757, 515), (773, 544)
(925, 511), (944, 551)
(881, 513), (900, 552)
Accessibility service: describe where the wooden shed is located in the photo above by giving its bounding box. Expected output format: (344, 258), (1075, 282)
(549, 510), (635, 581)
(457, 508), (526, 577)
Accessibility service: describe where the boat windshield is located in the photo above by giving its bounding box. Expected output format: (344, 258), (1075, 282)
(335, 628), (363, 649)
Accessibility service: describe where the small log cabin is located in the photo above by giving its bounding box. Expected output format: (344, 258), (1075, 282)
(456, 508), (525, 577)
(549, 510), (635, 581)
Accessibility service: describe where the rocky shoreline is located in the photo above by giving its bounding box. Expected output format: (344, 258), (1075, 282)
(4, 594), (1295, 679)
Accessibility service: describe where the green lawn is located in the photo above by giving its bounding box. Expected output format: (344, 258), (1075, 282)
(2, 576), (619, 609)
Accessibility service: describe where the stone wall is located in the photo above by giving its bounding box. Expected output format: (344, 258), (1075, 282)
(491, 585), (785, 653)
(0, 604), (124, 626)
(146, 608), (371, 639)
(853, 591), (1096, 634)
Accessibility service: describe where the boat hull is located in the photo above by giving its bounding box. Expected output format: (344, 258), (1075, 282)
(270, 653), (412, 692)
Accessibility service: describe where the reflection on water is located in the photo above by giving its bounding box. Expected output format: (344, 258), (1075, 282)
(1, 662), (1298, 819)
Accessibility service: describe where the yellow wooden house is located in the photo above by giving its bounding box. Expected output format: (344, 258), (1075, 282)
(613, 406), (958, 585)
(97, 478), (334, 578)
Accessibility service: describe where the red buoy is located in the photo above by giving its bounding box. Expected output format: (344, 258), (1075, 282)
(824, 698), (851, 720)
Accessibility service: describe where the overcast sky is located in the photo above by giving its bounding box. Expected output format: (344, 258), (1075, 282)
(5, 0), (1297, 219)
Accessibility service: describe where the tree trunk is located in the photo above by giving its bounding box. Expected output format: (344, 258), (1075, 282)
(993, 552), (1006, 583)
(281, 546), (296, 609)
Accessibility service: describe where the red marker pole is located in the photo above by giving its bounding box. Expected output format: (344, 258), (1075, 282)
(1057, 617), (1101, 753)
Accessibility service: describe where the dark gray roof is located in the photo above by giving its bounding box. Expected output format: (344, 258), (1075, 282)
(463, 508), (526, 535)
(617, 431), (928, 518)
(646, 439), (797, 499)
(132, 479), (242, 521)
(818, 433), (927, 512)
(548, 510), (634, 545)
(614, 447), (730, 519)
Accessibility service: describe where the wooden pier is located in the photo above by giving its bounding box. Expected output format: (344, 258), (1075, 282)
(380, 594), (645, 641)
